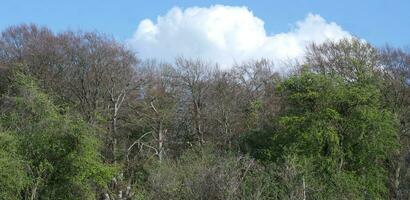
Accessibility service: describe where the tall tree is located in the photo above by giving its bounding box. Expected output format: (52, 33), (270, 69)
(0, 71), (115, 199)
(380, 46), (410, 199)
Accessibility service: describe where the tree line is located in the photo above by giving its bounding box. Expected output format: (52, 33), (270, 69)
(0, 24), (409, 199)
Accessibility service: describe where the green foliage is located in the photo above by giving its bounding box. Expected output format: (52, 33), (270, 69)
(0, 25), (406, 199)
(247, 71), (399, 198)
(0, 132), (28, 200)
(0, 72), (116, 199)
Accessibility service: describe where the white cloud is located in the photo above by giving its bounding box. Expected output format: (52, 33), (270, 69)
(128, 5), (351, 69)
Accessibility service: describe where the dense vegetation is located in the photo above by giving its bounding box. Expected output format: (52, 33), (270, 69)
(0, 24), (409, 199)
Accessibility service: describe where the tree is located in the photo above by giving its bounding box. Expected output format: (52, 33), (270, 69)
(0, 71), (115, 199)
(0, 132), (28, 200)
(171, 57), (214, 145)
(302, 38), (408, 198)
(380, 46), (410, 199)
(248, 70), (399, 198)
(0, 25), (139, 161)
(306, 38), (380, 83)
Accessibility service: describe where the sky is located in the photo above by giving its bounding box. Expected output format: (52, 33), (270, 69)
(1, 0), (409, 68)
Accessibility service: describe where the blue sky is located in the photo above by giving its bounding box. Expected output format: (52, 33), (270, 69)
(1, 1), (409, 67)
(1, 0), (409, 46)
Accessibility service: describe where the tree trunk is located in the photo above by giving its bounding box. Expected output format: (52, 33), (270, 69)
(158, 121), (164, 162)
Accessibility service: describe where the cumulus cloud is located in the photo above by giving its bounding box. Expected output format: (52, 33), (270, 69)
(128, 5), (351, 69)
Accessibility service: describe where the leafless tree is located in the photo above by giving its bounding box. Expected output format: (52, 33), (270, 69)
(171, 57), (214, 145)
(305, 38), (380, 82)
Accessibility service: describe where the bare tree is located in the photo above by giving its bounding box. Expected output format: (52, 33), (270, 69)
(172, 57), (214, 145)
(305, 38), (380, 82)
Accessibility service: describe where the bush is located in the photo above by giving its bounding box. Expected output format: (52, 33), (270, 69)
(143, 146), (278, 200)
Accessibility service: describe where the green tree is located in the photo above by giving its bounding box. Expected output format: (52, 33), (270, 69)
(0, 132), (28, 200)
(0, 72), (116, 199)
(248, 71), (399, 199)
